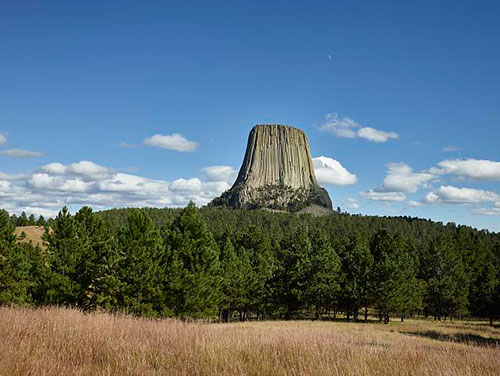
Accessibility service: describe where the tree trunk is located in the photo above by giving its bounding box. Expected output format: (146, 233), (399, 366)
(364, 307), (368, 322)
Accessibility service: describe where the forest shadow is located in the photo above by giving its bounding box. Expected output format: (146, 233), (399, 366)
(403, 330), (500, 347)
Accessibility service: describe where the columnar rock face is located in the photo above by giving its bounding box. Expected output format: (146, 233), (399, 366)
(210, 124), (332, 212)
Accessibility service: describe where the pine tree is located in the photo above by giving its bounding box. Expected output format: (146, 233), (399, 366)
(28, 213), (36, 226)
(370, 230), (420, 323)
(306, 231), (343, 318)
(219, 234), (252, 321)
(0, 210), (33, 305)
(37, 215), (46, 227)
(44, 207), (86, 306)
(17, 212), (29, 226)
(117, 209), (163, 317)
(425, 234), (469, 320)
(75, 206), (120, 310)
(340, 232), (373, 321)
(163, 202), (221, 319)
(232, 226), (275, 318)
(467, 237), (498, 323)
(274, 230), (312, 319)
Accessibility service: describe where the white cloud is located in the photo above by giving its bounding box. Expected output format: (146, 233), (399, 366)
(0, 160), (236, 217)
(27, 173), (94, 193)
(346, 198), (359, 209)
(312, 156), (357, 185)
(0, 172), (24, 181)
(42, 162), (67, 175)
(41, 161), (114, 180)
(424, 185), (499, 204)
(170, 178), (203, 192)
(144, 133), (199, 152)
(360, 190), (406, 201)
(380, 163), (435, 193)
(319, 113), (399, 143)
(471, 201), (500, 216)
(0, 135), (6, 145)
(434, 159), (500, 181)
(471, 205), (500, 216)
(357, 127), (399, 143)
(407, 200), (423, 207)
(202, 165), (237, 185)
(0, 149), (44, 158)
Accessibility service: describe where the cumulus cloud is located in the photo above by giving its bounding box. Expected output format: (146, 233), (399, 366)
(144, 133), (199, 152)
(380, 163), (435, 193)
(0, 161), (237, 218)
(0, 135), (6, 145)
(346, 198), (359, 209)
(360, 190), (406, 201)
(361, 163), (435, 204)
(407, 200), (423, 207)
(0, 149), (44, 158)
(0, 172), (24, 181)
(319, 113), (399, 143)
(433, 159), (500, 181)
(312, 156), (357, 185)
(424, 185), (499, 204)
(202, 166), (238, 185)
(357, 127), (399, 143)
(472, 202), (500, 216)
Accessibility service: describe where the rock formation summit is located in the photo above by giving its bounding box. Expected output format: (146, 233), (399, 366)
(210, 124), (333, 212)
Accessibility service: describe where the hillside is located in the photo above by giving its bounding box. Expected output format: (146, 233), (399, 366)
(14, 226), (47, 250)
(3, 206), (499, 323)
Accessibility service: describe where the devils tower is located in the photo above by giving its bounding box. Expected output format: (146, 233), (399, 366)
(210, 124), (332, 212)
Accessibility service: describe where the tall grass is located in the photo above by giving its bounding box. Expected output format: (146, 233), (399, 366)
(0, 306), (499, 375)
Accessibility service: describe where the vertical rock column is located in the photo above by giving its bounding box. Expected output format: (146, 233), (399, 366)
(210, 124), (332, 211)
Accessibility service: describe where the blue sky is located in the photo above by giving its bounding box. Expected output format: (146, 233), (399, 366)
(1, 0), (499, 231)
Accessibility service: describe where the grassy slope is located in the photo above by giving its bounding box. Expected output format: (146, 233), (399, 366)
(0, 307), (499, 376)
(14, 226), (46, 249)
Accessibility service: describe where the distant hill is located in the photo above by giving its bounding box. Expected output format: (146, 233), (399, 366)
(96, 206), (498, 246)
(15, 226), (47, 250)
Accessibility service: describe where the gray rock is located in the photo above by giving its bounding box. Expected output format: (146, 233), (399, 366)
(210, 124), (333, 212)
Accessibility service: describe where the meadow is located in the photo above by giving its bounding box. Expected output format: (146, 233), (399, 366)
(0, 306), (499, 376)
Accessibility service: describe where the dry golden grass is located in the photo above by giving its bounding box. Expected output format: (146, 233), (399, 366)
(0, 307), (499, 376)
(14, 226), (47, 249)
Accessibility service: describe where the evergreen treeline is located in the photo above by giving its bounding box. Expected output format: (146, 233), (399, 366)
(2, 204), (500, 324)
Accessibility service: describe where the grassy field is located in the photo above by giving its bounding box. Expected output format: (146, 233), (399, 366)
(14, 226), (46, 249)
(0, 307), (499, 375)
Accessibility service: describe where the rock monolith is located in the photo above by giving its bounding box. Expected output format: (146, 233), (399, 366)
(210, 124), (332, 212)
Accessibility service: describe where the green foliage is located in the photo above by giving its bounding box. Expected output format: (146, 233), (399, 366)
(425, 235), (469, 319)
(340, 232), (372, 320)
(370, 230), (422, 323)
(1, 204), (499, 323)
(273, 230), (313, 318)
(306, 231), (343, 317)
(117, 209), (163, 317)
(44, 207), (86, 305)
(162, 202), (222, 318)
